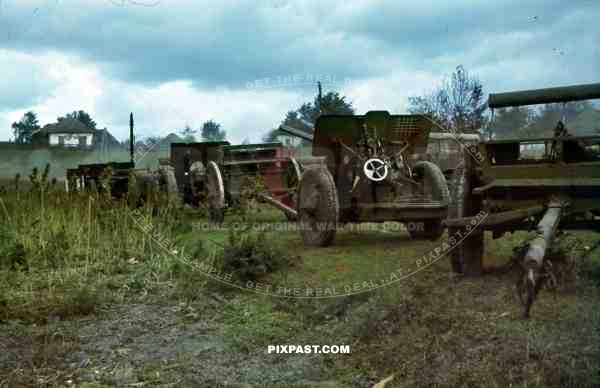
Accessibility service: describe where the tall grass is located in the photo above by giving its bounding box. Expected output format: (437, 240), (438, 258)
(0, 165), (295, 322)
(0, 166), (206, 322)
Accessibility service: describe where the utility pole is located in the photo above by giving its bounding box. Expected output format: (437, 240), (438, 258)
(317, 81), (323, 115)
(129, 112), (135, 167)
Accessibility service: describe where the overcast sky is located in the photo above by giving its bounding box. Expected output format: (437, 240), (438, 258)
(0, 0), (598, 143)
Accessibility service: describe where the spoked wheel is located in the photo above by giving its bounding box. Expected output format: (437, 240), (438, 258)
(448, 158), (484, 276)
(189, 161), (206, 208)
(281, 156), (301, 221)
(409, 161), (448, 240)
(206, 161), (225, 223)
(298, 167), (339, 247)
(157, 166), (179, 207)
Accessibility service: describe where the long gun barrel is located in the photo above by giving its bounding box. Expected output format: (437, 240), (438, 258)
(524, 205), (562, 270)
(488, 82), (600, 108)
(520, 201), (564, 318)
(278, 125), (314, 142)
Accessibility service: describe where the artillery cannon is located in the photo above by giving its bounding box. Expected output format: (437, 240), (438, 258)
(278, 123), (480, 192)
(446, 82), (600, 317)
(169, 141), (229, 207)
(65, 113), (178, 205)
(274, 111), (452, 246)
(64, 114), (300, 216)
(170, 140), (301, 222)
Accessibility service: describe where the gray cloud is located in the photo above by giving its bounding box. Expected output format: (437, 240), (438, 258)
(332, 0), (599, 88)
(1, 0), (597, 93)
(0, 0), (598, 142)
(0, 50), (59, 109)
(1, 0), (381, 89)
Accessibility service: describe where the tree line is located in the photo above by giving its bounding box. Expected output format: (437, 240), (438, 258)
(10, 110), (229, 145)
(10, 66), (600, 146)
(11, 110), (98, 144)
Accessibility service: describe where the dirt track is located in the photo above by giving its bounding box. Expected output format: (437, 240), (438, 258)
(1, 302), (339, 387)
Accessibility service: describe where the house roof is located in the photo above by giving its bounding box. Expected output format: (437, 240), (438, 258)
(162, 133), (183, 143)
(95, 128), (120, 146)
(43, 118), (95, 134)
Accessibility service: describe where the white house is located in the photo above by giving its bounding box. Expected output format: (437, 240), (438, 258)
(42, 118), (95, 148)
(273, 133), (303, 147)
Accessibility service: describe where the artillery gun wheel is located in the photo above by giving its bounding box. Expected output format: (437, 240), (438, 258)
(206, 161), (226, 223)
(448, 160), (483, 276)
(157, 166), (180, 207)
(298, 167), (339, 247)
(408, 161), (448, 240)
(136, 171), (159, 204)
(282, 156), (302, 221)
(189, 161), (207, 207)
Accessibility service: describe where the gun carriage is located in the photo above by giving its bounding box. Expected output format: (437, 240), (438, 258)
(65, 114), (174, 202)
(171, 141), (300, 222)
(445, 82), (600, 317)
(274, 111), (455, 246)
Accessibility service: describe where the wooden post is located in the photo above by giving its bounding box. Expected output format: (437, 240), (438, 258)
(129, 112), (135, 167)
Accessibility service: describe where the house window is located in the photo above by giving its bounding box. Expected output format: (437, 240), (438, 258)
(79, 136), (87, 146)
(58, 135), (65, 145)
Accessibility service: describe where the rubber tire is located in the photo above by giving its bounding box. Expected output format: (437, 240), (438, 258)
(206, 161), (225, 223)
(448, 159), (484, 276)
(409, 161), (448, 240)
(413, 160), (449, 204)
(298, 167), (339, 247)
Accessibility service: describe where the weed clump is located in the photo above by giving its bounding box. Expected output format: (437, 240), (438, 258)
(220, 228), (294, 282)
(0, 282), (103, 323)
(0, 166), (191, 321)
(0, 238), (27, 270)
(547, 232), (600, 286)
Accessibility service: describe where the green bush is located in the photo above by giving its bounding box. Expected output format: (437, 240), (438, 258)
(221, 228), (293, 282)
(548, 233), (600, 286)
(0, 240), (27, 271)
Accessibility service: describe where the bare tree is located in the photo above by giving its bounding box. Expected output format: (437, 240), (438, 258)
(409, 65), (486, 135)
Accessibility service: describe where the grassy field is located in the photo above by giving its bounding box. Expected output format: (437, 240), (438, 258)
(0, 181), (599, 387)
